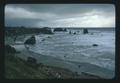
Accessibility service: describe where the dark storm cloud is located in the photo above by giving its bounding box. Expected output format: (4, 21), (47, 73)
(5, 18), (46, 27)
(5, 4), (115, 27)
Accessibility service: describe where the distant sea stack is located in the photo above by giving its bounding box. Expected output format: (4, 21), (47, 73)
(24, 35), (36, 45)
(83, 28), (88, 34)
(41, 27), (53, 34)
(54, 28), (67, 32)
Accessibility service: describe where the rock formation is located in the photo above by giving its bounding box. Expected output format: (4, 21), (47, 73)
(24, 35), (36, 45)
(83, 28), (88, 34)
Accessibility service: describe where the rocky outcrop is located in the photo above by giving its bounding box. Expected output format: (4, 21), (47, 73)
(5, 44), (16, 54)
(54, 28), (67, 32)
(24, 36), (36, 45)
(83, 29), (88, 34)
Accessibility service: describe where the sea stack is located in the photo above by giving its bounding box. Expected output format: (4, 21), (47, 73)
(24, 35), (36, 45)
(83, 28), (88, 34)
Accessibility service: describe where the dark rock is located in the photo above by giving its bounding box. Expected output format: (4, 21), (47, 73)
(73, 32), (76, 34)
(69, 31), (72, 34)
(54, 28), (67, 32)
(24, 35), (36, 45)
(5, 44), (16, 54)
(92, 44), (98, 46)
(83, 28), (88, 34)
(41, 27), (53, 34)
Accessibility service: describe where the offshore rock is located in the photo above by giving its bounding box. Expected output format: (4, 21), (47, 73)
(24, 35), (36, 45)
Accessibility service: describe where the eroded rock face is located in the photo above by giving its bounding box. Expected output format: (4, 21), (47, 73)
(24, 36), (36, 45)
(83, 29), (88, 34)
(5, 44), (16, 54)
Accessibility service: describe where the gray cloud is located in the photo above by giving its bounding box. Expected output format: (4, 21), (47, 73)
(5, 4), (115, 28)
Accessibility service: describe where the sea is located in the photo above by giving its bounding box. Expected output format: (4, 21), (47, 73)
(14, 28), (115, 78)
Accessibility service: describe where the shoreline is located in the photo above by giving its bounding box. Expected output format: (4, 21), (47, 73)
(13, 44), (114, 79)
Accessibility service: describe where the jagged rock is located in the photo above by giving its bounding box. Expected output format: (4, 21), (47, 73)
(24, 35), (36, 45)
(54, 28), (67, 32)
(5, 44), (16, 54)
(92, 44), (98, 46)
(83, 28), (88, 34)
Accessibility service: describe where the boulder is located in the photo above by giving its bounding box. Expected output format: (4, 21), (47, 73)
(73, 32), (76, 34)
(92, 44), (98, 46)
(5, 44), (16, 54)
(83, 28), (88, 34)
(24, 35), (36, 45)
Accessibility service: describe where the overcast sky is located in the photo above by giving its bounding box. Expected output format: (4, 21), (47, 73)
(5, 4), (115, 28)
